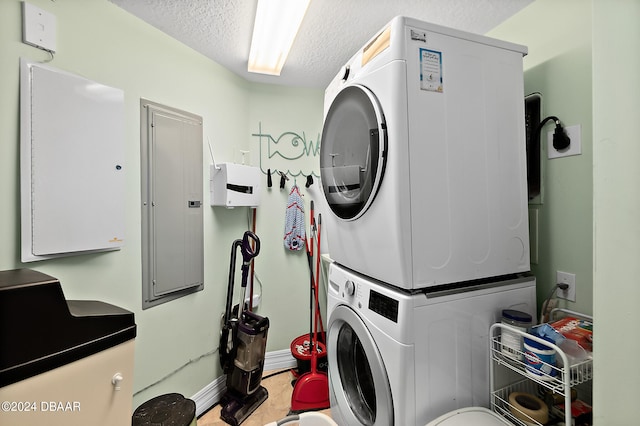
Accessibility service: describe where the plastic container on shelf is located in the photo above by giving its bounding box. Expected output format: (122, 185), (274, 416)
(500, 309), (532, 360)
(523, 336), (557, 379)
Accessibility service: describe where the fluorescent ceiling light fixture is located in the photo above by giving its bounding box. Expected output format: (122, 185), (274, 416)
(248, 0), (311, 76)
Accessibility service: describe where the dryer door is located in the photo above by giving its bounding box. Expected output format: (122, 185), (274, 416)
(327, 305), (393, 425)
(320, 85), (387, 220)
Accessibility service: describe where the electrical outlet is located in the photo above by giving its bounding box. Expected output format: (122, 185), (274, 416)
(244, 294), (261, 308)
(548, 124), (581, 159)
(556, 271), (576, 302)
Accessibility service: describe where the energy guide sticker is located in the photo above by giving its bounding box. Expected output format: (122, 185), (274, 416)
(420, 48), (443, 92)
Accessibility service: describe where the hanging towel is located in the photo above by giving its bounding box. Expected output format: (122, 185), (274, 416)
(284, 185), (306, 251)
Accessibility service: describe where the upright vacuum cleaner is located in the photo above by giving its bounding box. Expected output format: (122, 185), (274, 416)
(219, 231), (269, 425)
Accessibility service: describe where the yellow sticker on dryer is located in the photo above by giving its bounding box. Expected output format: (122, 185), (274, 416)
(362, 26), (391, 67)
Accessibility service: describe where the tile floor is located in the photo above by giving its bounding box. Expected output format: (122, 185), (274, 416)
(197, 370), (332, 426)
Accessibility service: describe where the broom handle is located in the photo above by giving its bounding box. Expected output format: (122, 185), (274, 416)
(314, 215), (324, 339)
(306, 237), (314, 352)
(309, 201), (316, 351)
(310, 201), (315, 257)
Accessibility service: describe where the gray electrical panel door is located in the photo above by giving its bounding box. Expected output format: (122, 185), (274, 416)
(141, 100), (203, 309)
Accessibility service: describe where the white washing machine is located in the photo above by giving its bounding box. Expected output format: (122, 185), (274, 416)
(327, 263), (536, 426)
(319, 16), (530, 290)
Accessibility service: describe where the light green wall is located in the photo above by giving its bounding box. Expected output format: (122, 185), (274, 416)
(593, 0), (640, 423)
(0, 0), (322, 410)
(247, 83), (325, 350)
(491, 0), (640, 423)
(10, 0), (633, 422)
(488, 0), (593, 316)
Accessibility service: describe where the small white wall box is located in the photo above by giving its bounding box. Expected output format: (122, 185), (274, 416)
(210, 163), (261, 208)
(22, 2), (57, 52)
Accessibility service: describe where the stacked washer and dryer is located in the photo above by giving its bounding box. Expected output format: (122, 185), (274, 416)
(319, 17), (536, 426)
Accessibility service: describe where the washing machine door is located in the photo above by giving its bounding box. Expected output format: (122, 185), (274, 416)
(328, 305), (393, 425)
(320, 85), (387, 220)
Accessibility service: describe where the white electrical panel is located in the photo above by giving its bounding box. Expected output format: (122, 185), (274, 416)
(210, 163), (262, 208)
(22, 2), (57, 52)
(20, 59), (125, 262)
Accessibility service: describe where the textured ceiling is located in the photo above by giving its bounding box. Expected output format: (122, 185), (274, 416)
(109, 0), (533, 88)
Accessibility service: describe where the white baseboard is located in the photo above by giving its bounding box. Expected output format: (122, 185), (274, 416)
(263, 348), (298, 371)
(191, 375), (226, 417)
(192, 348), (297, 417)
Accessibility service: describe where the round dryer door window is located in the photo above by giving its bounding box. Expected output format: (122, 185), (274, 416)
(320, 85), (387, 220)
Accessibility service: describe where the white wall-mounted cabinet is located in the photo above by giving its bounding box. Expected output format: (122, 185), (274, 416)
(20, 59), (125, 262)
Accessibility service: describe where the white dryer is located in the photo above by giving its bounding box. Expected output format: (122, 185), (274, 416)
(320, 17), (530, 290)
(326, 263), (536, 426)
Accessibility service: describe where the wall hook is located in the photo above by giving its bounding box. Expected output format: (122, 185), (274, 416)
(278, 171), (288, 189)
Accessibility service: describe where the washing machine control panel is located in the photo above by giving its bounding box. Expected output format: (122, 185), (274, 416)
(344, 280), (356, 297)
(368, 290), (399, 323)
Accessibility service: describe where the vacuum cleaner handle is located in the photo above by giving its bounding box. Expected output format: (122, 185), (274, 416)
(242, 230), (260, 261)
(224, 239), (243, 323)
(221, 239), (240, 370)
(240, 231), (260, 288)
